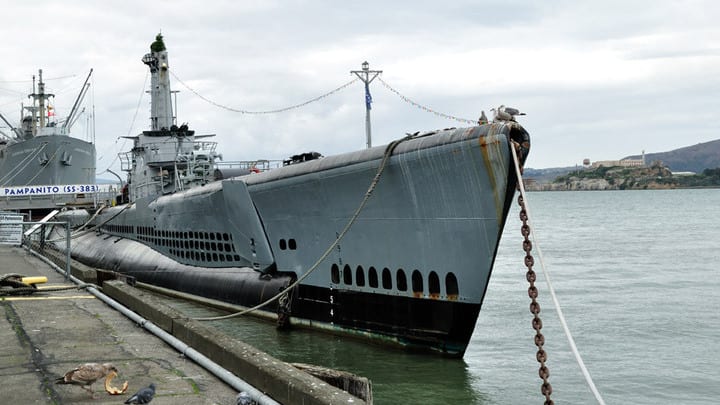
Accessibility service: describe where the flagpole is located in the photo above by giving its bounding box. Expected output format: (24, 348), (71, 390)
(351, 61), (382, 149)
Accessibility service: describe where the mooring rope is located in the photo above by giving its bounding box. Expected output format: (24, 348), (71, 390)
(22, 147), (61, 186)
(0, 142), (48, 185)
(0, 273), (91, 296)
(193, 133), (415, 321)
(509, 142), (607, 405)
(42, 201), (133, 244)
(97, 70), (148, 175)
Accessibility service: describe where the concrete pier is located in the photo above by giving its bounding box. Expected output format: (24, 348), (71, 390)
(0, 244), (239, 404)
(1, 244), (370, 404)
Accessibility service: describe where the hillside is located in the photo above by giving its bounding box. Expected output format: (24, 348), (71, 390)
(527, 163), (720, 191)
(624, 139), (720, 173)
(525, 138), (720, 183)
(533, 163), (675, 191)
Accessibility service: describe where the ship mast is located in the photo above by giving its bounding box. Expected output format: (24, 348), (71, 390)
(351, 61), (382, 149)
(27, 69), (54, 136)
(63, 68), (93, 130)
(142, 33), (174, 130)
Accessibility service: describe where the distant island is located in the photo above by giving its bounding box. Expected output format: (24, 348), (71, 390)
(523, 138), (720, 191)
(526, 163), (720, 191)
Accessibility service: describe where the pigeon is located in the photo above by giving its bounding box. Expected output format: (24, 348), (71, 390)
(236, 391), (258, 405)
(55, 362), (117, 397)
(478, 110), (488, 125)
(124, 383), (156, 404)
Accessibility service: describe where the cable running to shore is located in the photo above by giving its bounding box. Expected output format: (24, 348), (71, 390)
(170, 70), (358, 114)
(377, 77), (476, 124)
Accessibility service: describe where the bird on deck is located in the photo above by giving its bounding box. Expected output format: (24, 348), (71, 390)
(492, 105), (526, 122)
(55, 362), (118, 397)
(124, 382), (156, 404)
(501, 105), (526, 118)
(478, 110), (488, 125)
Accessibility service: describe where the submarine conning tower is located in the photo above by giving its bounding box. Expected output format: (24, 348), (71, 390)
(119, 34), (218, 201)
(142, 33), (174, 131)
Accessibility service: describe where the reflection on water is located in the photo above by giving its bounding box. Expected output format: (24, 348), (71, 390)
(172, 300), (484, 404)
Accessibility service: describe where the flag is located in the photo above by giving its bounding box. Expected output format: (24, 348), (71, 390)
(365, 82), (372, 110)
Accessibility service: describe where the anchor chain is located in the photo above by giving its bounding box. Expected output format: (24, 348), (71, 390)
(511, 140), (604, 404)
(518, 193), (553, 405)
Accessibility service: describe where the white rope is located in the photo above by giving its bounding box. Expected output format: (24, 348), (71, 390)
(509, 142), (607, 405)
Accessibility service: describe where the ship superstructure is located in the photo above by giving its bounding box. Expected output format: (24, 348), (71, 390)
(0, 69), (97, 215)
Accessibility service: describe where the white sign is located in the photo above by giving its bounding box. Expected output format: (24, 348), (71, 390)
(0, 184), (102, 197)
(0, 212), (24, 245)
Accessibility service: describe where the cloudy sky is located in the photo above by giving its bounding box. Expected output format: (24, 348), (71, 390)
(2, 0), (719, 176)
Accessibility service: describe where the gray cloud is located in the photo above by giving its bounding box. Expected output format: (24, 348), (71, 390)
(1, 0), (719, 172)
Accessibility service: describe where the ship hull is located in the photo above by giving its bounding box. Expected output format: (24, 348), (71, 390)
(68, 124), (527, 356)
(0, 135), (96, 213)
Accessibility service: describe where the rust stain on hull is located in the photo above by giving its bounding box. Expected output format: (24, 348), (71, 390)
(479, 125), (508, 223)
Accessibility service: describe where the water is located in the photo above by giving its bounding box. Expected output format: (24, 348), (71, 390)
(175, 189), (720, 404)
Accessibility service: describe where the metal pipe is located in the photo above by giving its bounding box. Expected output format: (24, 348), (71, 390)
(65, 224), (70, 280)
(28, 249), (279, 405)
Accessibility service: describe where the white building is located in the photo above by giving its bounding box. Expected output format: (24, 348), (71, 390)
(592, 150), (646, 168)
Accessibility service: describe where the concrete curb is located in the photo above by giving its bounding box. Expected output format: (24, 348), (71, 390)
(102, 280), (366, 405)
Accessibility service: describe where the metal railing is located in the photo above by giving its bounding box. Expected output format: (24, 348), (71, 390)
(0, 220), (73, 280)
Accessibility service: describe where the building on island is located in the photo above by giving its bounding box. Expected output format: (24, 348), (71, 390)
(591, 150), (646, 168)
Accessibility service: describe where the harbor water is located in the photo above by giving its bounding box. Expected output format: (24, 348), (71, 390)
(172, 189), (720, 404)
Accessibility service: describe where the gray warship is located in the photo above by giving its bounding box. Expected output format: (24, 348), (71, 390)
(0, 69), (97, 216)
(67, 34), (530, 357)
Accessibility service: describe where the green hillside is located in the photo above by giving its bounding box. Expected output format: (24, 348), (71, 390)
(544, 164), (720, 190)
(624, 139), (720, 173)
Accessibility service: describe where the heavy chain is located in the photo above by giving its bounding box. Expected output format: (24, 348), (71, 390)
(518, 194), (553, 405)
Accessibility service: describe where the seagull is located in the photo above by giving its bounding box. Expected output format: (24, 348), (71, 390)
(490, 107), (513, 122)
(55, 362), (118, 397)
(478, 110), (488, 125)
(500, 105), (526, 117)
(124, 382), (156, 404)
(491, 105), (526, 122)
